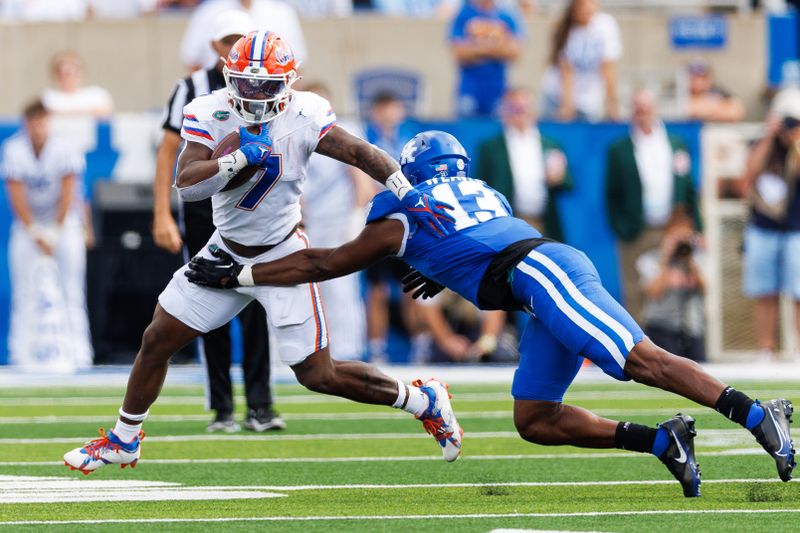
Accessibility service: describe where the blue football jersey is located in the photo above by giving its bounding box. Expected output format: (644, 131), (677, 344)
(366, 176), (541, 306)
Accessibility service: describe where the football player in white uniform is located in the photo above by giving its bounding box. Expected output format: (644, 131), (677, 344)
(64, 30), (462, 473)
(2, 99), (93, 370)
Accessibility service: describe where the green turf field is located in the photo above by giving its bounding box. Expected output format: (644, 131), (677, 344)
(0, 379), (797, 531)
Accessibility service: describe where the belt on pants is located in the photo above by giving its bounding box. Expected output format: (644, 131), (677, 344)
(220, 223), (300, 258)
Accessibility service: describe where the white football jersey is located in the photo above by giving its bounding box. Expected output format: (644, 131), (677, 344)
(180, 89), (336, 246)
(0, 133), (85, 223)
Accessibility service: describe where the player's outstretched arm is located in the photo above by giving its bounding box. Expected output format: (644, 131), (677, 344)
(315, 126), (455, 236)
(315, 125), (398, 184)
(185, 219), (405, 289)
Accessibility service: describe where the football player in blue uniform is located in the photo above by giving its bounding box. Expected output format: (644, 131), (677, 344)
(186, 131), (795, 497)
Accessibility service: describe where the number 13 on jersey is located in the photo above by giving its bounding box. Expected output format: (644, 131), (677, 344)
(430, 179), (510, 230)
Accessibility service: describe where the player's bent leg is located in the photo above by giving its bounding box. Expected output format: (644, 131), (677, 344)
(64, 254), (253, 475)
(290, 347), (462, 462)
(63, 305), (201, 475)
(510, 251), (702, 495)
(626, 339), (796, 481)
(513, 400), (617, 447)
(513, 399), (700, 497)
(258, 257), (463, 461)
(121, 305), (203, 417)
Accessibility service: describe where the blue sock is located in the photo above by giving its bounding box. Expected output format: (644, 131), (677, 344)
(651, 427), (670, 457)
(745, 402), (765, 430)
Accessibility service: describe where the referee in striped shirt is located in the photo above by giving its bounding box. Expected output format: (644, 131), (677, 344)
(152, 11), (284, 433)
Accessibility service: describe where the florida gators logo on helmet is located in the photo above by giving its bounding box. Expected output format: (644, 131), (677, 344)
(274, 45), (293, 66)
(223, 30), (299, 123)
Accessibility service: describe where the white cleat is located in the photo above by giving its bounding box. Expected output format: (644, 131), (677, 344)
(413, 378), (463, 462)
(63, 428), (144, 475)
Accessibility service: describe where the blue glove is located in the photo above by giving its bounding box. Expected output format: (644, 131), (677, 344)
(238, 124), (272, 166)
(400, 189), (455, 237)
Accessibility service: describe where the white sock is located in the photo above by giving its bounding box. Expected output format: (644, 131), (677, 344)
(114, 407), (148, 443)
(392, 381), (430, 418)
(113, 419), (142, 444)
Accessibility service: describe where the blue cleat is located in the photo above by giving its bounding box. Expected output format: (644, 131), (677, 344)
(657, 414), (701, 497)
(750, 399), (795, 481)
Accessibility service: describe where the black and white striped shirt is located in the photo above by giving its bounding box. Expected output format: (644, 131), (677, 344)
(161, 68), (226, 134)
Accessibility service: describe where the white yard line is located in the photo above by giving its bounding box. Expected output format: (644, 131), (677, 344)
(0, 475), (286, 504)
(1, 388), (798, 406)
(153, 478), (796, 491)
(0, 428), (760, 445)
(0, 448), (768, 467)
(0, 407), (725, 424)
(3, 509), (800, 526)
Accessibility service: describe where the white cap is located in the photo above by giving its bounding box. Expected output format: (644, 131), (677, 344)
(212, 10), (254, 42)
(772, 88), (800, 120)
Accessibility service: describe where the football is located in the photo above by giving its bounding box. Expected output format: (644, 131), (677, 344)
(211, 126), (261, 191)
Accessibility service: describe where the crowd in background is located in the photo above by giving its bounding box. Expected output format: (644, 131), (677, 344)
(0, 0), (536, 20)
(1, 0), (799, 376)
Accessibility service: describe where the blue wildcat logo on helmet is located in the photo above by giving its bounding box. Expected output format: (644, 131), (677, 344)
(399, 131), (470, 185)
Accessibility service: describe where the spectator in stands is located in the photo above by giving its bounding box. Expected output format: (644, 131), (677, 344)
(41, 50), (109, 252)
(477, 87), (572, 241)
(1, 100), (93, 371)
(416, 291), (517, 363)
(540, 0), (622, 122)
(86, 0), (157, 18)
(449, 0), (523, 117)
(41, 52), (114, 118)
(365, 91), (416, 160)
(374, 0), (458, 18)
(363, 91), (419, 362)
(157, 0), (201, 10)
(740, 88), (800, 361)
(285, 0), (351, 17)
(1, 0), (87, 21)
(605, 89), (701, 321)
(301, 81), (374, 360)
(180, 0), (306, 72)
(637, 212), (706, 362)
(686, 59), (745, 123)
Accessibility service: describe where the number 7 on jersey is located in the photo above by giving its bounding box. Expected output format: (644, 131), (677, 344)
(235, 154), (283, 211)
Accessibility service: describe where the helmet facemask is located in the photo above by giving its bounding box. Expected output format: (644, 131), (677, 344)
(224, 67), (298, 123)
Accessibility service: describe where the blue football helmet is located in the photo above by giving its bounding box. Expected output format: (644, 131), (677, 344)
(399, 131), (470, 185)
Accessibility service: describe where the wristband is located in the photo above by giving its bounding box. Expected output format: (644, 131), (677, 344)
(385, 170), (413, 200)
(237, 264), (255, 287)
(217, 150), (248, 181)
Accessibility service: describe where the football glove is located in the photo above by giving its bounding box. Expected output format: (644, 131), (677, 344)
(401, 268), (445, 300)
(185, 245), (243, 289)
(238, 124), (273, 166)
(400, 190), (455, 237)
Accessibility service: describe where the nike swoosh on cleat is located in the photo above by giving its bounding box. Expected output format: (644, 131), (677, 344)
(670, 429), (688, 464)
(768, 408), (790, 457)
